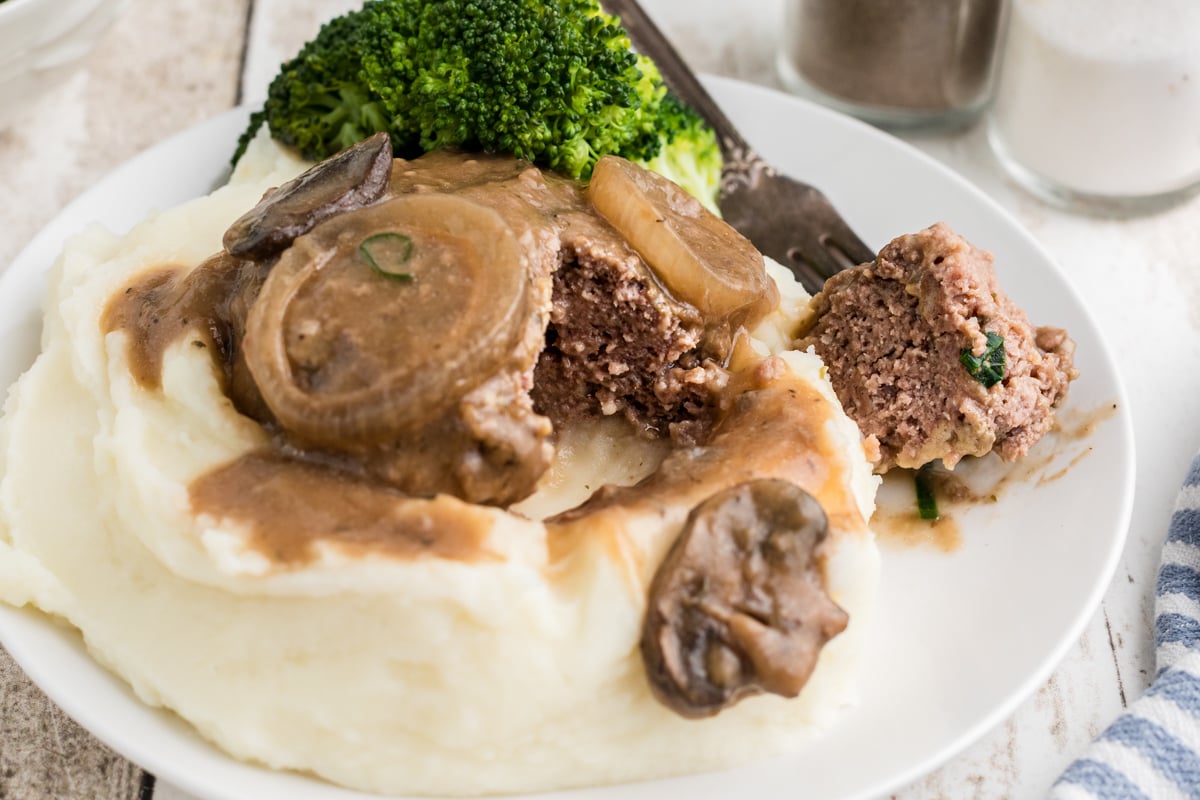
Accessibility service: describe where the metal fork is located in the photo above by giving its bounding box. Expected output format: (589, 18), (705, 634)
(603, 0), (875, 294)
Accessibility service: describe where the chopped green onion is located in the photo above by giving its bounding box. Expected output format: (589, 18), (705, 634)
(360, 233), (414, 282)
(960, 331), (1005, 388)
(915, 464), (939, 521)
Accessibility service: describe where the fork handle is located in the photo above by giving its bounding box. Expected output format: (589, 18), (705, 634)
(602, 0), (754, 162)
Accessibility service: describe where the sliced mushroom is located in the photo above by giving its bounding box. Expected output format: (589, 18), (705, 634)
(242, 193), (534, 448)
(641, 479), (848, 718)
(223, 131), (393, 259)
(587, 155), (779, 332)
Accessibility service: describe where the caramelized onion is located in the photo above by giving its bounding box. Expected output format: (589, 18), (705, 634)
(587, 155), (779, 332)
(242, 194), (533, 448)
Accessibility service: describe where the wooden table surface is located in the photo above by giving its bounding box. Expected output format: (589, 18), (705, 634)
(2, 1), (1198, 798)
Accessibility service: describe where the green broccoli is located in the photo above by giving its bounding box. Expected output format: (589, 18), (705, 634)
(638, 92), (722, 212)
(232, 12), (389, 165)
(234, 0), (721, 209)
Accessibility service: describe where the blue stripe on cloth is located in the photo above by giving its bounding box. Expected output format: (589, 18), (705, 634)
(1145, 666), (1200, 718)
(1052, 454), (1200, 799)
(1156, 613), (1200, 648)
(1157, 563), (1200, 599)
(1186, 456), (1200, 488)
(1099, 714), (1200, 794)
(1170, 508), (1200, 547)
(1054, 758), (1152, 800)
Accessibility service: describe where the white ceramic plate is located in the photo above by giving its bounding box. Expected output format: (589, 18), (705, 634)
(0, 77), (1134, 800)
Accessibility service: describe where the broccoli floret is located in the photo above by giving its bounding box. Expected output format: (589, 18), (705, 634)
(235, 0), (722, 208)
(638, 91), (723, 214)
(233, 12), (389, 164)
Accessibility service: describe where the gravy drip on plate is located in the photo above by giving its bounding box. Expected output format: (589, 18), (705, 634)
(871, 401), (1118, 552)
(871, 503), (963, 552)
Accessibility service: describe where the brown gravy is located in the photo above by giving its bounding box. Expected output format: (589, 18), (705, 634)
(872, 401), (1119, 552)
(1035, 402), (1118, 487)
(939, 401), (1119, 500)
(100, 260), (237, 390)
(548, 357), (869, 572)
(871, 503), (963, 552)
(189, 452), (498, 564)
(101, 254), (512, 565)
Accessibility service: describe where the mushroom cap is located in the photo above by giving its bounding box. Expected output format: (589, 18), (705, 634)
(224, 131), (394, 259)
(641, 478), (849, 718)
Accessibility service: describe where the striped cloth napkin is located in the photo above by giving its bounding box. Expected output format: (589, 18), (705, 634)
(1050, 454), (1200, 800)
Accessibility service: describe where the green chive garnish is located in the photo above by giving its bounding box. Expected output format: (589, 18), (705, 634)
(915, 464), (939, 521)
(360, 233), (414, 282)
(960, 331), (1005, 388)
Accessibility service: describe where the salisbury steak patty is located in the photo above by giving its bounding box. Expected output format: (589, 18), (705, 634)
(532, 230), (726, 445)
(123, 146), (759, 509)
(797, 223), (1077, 471)
(387, 150), (732, 448)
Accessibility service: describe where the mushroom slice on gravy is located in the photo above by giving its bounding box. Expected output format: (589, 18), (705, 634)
(641, 479), (848, 718)
(223, 131), (393, 259)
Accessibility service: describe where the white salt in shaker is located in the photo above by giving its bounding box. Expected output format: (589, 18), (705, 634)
(988, 0), (1200, 213)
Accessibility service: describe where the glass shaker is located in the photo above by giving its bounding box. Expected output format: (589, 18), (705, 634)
(778, 0), (1011, 129)
(988, 0), (1200, 214)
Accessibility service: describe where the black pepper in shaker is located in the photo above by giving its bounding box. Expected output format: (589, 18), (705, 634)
(779, 0), (1010, 129)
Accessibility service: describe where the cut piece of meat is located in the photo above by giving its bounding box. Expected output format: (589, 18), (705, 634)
(389, 150), (734, 447)
(796, 222), (1078, 471)
(531, 227), (728, 446)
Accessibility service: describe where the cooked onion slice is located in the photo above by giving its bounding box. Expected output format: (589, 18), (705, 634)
(243, 194), (533, 447)
(588, 155), (778, 330)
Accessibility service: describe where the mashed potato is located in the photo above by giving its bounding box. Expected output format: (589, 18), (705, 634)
(0, 135), (880, 796)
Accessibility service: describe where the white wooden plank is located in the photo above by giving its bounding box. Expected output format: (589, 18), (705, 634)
(636, 0), (787, 89)
(0, 0), (252, 270)
(0, 649), (145, 800)
(240, 0), (361, 106)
